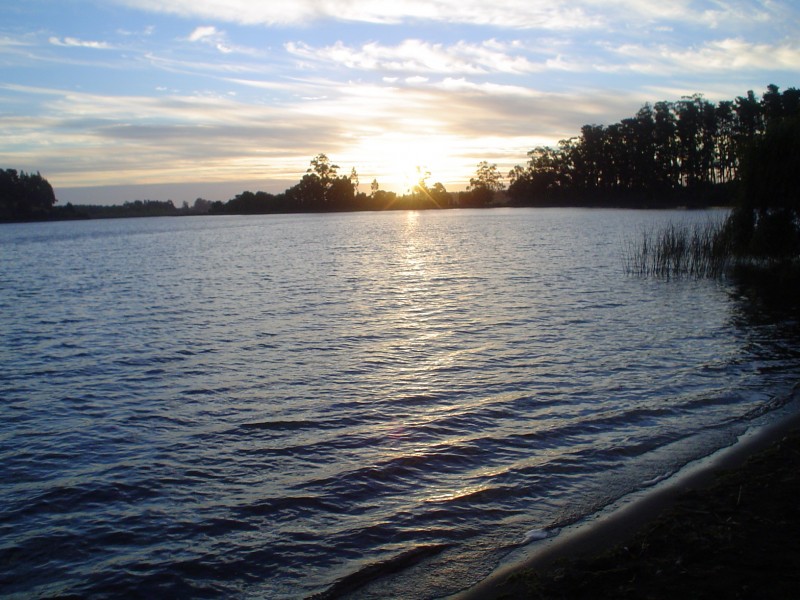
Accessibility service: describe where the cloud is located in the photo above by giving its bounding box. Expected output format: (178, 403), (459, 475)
(184, 25), (264, 56)
(117, 25), (157, 36)
(185, 25), (235, 54)
(109, 0), (602, 28)
(285, 39), (546, 75)
(188, 25), (219, 42)
(0, 35), (34, 48)
(2, 78), (634, 192)
(433, 77), (542, 97)
(0, 83), (348, 187)
(48, 36), (113, 49)
(608, 38), (800, 74)
(108, 0), (791, 31)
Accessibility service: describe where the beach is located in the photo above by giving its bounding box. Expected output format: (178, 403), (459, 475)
(453, 396), (800, 599)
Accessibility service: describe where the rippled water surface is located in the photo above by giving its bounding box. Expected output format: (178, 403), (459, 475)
(2, 209), (798, 598)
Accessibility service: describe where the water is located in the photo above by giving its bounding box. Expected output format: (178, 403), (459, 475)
(1, 208), (798, 599)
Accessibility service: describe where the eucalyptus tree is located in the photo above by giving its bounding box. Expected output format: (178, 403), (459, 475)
(653, 101), (679, 190)
(467, 161), (505, 205)
(307, 153), (339, 184)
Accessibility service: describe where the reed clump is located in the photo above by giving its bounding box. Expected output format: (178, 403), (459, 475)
(624, 219), (733, 279)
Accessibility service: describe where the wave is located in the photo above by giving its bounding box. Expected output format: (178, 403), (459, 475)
(309, 543), (453, 600)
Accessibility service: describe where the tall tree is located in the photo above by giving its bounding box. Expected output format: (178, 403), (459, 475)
(307, 153), (339, 187)
(732, 115), (800, 259)
(469, 161), (505, 192)
(0, 169), (57, 220)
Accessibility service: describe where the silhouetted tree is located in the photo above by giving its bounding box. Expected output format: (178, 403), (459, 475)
(731, 115), (800, 260)
(284, 173), (327, 210)
(193, 198), (213, 213)
(0, 169), (57, 220)
(466, 161), (504, 206)
(307, 153), (339, 183)
(326, 175), (356, 210)
(507, 85), (800, 208)
(225, 190), (279, 214)
(428, 182), (452, 208)
(291, 154), (357, 210)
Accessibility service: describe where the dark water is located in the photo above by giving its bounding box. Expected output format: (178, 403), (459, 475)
(1, 209), (798, 599)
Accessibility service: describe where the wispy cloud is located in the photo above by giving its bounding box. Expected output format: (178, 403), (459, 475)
(109, 0), (789, 30)
(117, 25), (156, 36)
(285, 39), (546, 75)
(187, 25), (234, 54)
(185, 25), (262, 56)
(1, 79), (627, 190)
(0, 83), (348, 186)
(0, 34), (35, 48)
(3, 0), (797, 200)
(608, 38), (800, 75)
(48, 36), (113, 49)
(111, 0), (600, 28)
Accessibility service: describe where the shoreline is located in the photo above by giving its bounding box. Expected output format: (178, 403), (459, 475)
(450, 387), (800, 599)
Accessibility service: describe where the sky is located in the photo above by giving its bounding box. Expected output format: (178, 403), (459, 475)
(1, 1), (799, 205)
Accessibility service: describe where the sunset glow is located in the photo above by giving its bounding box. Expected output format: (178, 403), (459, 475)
(1, 1), (798, 204)
(347, 132), (459, 193)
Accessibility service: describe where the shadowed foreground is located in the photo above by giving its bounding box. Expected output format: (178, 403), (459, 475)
(464, 423), (800, 600)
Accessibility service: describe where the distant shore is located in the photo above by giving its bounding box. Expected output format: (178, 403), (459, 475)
(1, 197), (735, 224)
(452, 387), (800, 599)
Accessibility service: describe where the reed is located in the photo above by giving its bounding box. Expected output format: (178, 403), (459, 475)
(624, 218), (734, 278)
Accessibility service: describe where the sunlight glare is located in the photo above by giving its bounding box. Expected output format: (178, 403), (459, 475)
(350, 134), (464, 193)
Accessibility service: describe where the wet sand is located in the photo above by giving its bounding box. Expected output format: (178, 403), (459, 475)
(452, 395), (800, 599)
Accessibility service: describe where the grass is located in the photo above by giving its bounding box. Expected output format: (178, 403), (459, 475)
(624, 219), (733, 279)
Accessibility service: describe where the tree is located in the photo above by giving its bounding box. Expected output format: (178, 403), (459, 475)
(193, 198), (213, 213)
(290, 154), (354, 209)
(284, 173), (326, 210)
(735, 90), (763, 141)
(411, 165), (431, 196)
(467, 161), (503, 206)
(428, 182), (451, 207)
(715, 101), (738, 184)
(507, 165), (526, 186)
(307, 153), (339, 184)
(469, 161), (503, 192)
(327, 175), (356, 210)
(0, 169), (57, 220)
(732, 116), (800, 260)
(653, 101), (679, 190)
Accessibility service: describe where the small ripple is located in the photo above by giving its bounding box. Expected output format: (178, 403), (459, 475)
(313, 543), (454, 600)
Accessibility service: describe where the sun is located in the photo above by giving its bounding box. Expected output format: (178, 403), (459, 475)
(400, 164), (431, 193)
(349, 133), (465, 194)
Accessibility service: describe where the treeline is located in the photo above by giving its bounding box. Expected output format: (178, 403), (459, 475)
(506, 84), (800, 207)
(0, 192), (216, 222)
(3, 84), (798, 222)
(209, 156), (457, 215)
(77, 199), (185, 219)
(626, 86), (800, 269)
(211, 84), (799, 213)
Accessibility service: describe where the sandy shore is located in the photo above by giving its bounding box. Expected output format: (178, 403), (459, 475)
(451, 392), (800, 599)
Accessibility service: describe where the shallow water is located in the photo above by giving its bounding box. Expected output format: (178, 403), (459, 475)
(1, 208), (798, 599)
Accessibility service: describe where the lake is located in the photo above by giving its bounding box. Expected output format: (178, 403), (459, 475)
(1, 208), (798, 598)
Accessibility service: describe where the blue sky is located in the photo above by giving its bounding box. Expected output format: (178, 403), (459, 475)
(1, 0), (798, 204)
